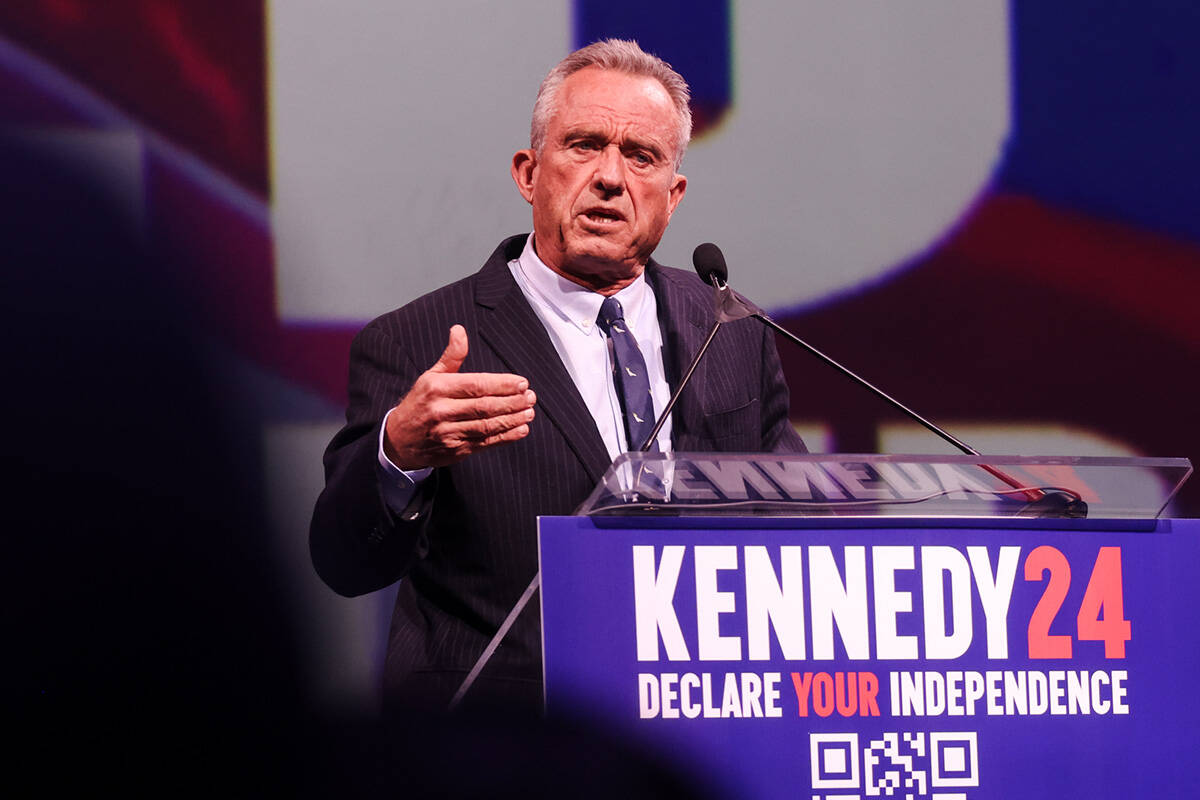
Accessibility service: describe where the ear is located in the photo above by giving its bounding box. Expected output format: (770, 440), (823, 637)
(666, 172), (687, 219)
(511, 149), (538, 204)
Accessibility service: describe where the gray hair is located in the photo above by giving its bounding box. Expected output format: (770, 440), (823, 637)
(530, 39), (692, 170)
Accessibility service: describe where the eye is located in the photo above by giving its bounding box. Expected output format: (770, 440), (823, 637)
(624, 148), (657, 167)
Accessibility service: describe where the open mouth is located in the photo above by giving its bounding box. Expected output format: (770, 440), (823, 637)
(582, 208), (624, 224)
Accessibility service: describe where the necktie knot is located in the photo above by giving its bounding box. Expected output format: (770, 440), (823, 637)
(597, 296), (625, 333)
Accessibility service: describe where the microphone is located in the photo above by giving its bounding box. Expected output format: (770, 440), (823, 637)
(693, 241), (764, 323)
(695, 243), (1077, 512)
(693, 242), (728, 287)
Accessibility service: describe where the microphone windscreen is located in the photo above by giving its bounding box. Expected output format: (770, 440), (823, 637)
(692, 242), (728, 286)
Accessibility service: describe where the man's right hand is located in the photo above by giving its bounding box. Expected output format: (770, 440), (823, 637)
(383, 325), (536, 470)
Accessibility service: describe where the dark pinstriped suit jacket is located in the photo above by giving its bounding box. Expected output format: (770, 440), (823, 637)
(310, 235), (805, 709)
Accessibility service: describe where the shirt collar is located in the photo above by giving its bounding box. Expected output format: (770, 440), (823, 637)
(515, 234), (651, 334)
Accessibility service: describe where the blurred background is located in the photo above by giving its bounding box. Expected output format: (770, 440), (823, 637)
(3, 0), (1197, 717)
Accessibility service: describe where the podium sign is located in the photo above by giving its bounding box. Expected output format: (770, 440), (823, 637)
(539, 515), (1200, 799)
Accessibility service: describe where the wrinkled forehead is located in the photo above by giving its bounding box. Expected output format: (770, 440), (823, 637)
(552, 68), (682, 152)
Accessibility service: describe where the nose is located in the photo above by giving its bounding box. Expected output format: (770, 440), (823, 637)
(592, 144), (626, 197)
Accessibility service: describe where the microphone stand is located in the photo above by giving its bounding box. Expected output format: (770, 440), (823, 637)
(718, 284), (1051, 505)
(638, 321), (721, 452)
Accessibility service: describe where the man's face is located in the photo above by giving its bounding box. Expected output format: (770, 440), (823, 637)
(512, 67), (687, 294)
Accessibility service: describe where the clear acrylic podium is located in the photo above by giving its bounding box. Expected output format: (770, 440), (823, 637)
(575, 452), (1193, 520)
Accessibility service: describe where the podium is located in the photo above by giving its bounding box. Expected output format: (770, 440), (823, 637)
(538, 453), (1195, 800)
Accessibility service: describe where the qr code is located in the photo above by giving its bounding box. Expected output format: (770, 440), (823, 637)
(809, 731), (979, 800)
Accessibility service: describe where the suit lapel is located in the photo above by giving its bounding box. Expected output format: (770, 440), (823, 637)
(474, 241), (613, 485)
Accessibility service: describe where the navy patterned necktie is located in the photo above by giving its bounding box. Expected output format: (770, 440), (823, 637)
(597, 296), (657, 452)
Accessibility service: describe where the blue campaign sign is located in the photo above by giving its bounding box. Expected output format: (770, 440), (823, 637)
(538, 517), (1200, 800)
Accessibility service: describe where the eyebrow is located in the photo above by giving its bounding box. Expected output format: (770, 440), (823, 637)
(563, 128), (667, 162)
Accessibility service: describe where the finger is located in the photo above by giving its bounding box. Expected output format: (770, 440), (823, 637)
(434, 390), (537, 422)
(432, 372), (531, 399)
(438, 407), (536, 443)
(428, 324), (469, 374)
(460, 421), (532, 454)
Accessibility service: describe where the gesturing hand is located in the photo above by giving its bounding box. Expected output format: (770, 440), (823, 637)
(383, 325), (536, 469)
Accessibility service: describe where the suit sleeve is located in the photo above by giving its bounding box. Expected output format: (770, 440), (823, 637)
(759, 324), (808, 453)
(309, 322), (431, 597)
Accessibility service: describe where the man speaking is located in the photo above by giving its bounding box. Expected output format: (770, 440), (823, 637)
(311, 39), (805, 711)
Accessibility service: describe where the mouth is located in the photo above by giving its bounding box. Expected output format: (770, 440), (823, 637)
(579, 207), (626, 227)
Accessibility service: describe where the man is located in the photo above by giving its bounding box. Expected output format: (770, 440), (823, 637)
(311, 40), (804, 712)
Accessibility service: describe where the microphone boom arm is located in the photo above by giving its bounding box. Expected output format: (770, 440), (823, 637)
(751, 308), (1046, 502)
(751, 310), (979, 457)
(690, 241), (1052, 507)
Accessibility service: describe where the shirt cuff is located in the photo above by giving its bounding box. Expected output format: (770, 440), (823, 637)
(377, 407), (433, 514)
